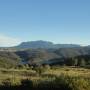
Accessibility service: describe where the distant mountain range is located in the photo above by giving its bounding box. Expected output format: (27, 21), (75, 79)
(0, 40), (90, 68)
(15, 40), (81, 49)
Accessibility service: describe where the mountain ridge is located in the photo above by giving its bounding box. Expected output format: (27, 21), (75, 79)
(15, 40), (82, 49)
(0, 41), (90, 67)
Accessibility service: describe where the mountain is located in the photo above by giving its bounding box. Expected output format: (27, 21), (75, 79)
(16, 40), (54, 49)
(15, 40), (81, 49)
(0, 40), (90, 67)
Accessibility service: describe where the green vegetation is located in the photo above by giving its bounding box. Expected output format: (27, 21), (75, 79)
(0, 48), (90, 90)
(0, 52), (20, 69)
(0, 66), (89, 90)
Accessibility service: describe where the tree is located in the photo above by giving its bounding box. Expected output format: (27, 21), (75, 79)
(70, 58), (78, 66)
(80, 59), (86, 67)
(74, 58), (78, 66)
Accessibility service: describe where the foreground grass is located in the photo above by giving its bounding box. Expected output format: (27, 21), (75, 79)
(0, 67), (90, 90)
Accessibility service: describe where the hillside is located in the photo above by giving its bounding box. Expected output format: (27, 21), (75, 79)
(0, 51), (21, 68)
(0, 41), (90, 67)
(15, 47), (90, 65)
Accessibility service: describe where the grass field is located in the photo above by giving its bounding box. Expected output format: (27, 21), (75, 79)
(0, 66), (90, 90)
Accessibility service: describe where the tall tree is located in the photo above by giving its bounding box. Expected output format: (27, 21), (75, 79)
(80, 59), (86, 67)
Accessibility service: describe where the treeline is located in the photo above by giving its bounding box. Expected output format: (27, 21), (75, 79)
(64, 55), (90, 68)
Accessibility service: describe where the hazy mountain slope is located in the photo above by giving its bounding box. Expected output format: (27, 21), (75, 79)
(15, 40), (81, 49)
(15, 47), (90, 65)
(16, 49), (60, 64)
(54, 47), (88, 58)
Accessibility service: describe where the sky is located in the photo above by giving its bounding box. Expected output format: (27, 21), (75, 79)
(0, 0), (90, 47)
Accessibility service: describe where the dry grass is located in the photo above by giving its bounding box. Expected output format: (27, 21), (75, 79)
(0, 67), (90, 85)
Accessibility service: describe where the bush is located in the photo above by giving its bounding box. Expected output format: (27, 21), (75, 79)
(34, 66), (46, 75)
(21, 79), (33, 87)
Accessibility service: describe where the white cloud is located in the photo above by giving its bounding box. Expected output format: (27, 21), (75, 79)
(0, 34), (21, 47)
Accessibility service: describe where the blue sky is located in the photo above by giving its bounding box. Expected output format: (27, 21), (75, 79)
(0, 0), (90, 46)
